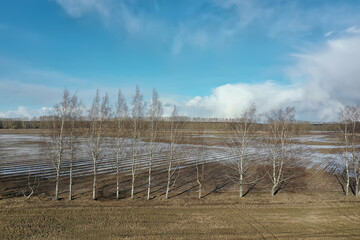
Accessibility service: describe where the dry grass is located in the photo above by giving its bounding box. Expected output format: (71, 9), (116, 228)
(0, 129), (47, 135)
(1, 191), (360, 240)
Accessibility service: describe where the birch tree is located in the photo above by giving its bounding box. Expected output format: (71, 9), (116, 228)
(338, 105), (360, 196)
(266, 107), (296, 196)
(147, 89), (163, 200)
(351, 105), (360, 197)
(130, 85), (144, 199)
(114, 89), (128, 200)
(165, 105), (180, 199)
(194, 128), (205, 199)
(226, 104), (258, 198)
(88, 90), (111, 200)
(48, 89), (72, 200)
(67, 93), (82, 200)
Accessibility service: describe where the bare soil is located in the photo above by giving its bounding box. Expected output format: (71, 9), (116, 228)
(1, 190), (360, 239)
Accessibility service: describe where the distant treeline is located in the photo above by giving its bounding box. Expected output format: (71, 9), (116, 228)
(0, 117), (341, 132)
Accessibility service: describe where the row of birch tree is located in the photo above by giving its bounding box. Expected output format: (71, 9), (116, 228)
(44, 88), (360, 200)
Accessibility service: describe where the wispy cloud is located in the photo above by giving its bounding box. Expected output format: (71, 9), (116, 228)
(171, 0), (360, 54)
(55, 0), (360, 54)
(56, 0), (164, 38)
(346, 26), (360, 34)
(172, 26), (209, 55)
(214, 0), (273, 29)
(55, 0), (110, 18)
(324, 31), (334, 37)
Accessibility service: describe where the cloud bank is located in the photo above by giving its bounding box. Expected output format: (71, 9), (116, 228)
(183, 35), (360, 121)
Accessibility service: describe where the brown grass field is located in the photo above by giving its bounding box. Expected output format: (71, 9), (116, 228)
(1, 190), (360, 240)
(1, 164), (360, 239)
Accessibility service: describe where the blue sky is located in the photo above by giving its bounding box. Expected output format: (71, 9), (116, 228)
(1, 0), (360, 121)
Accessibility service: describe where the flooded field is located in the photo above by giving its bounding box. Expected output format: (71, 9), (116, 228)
(0, 131), (345, 176)
(0, 130), (348, 200)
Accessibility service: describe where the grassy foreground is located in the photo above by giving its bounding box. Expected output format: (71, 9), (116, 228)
(1, 191), (360, 240)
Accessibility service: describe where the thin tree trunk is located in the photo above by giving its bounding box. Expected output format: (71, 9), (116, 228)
(345, 132), (349, 196)
(239, 148), (244, 198)
(131, 142), (137, 200)
(198, 183), (202, 199)
(147, 119), (155, 200)
(131, 142), (136, 199)
(343, 124), (350, 196)
(116, 151), (120, 200)
(69, 146), (73, 200)
(271, 146), (277, 196)
(93, 156), (97, 200)
(69, 160), (72, 200)
(165, 159), (172, 199)
(55, 119), (64, 200)
(271, 184), (277, 196)
(147, 121), (154, 200)
(196, 158), (202, 199)
(131, 117), (137, 200)
(69, 134), (74, 201)
(165, 137), (174, 199)
(239, 175), (243, 198)
(345, 160), (349, 196)
(165, 106), (177, 200)
(147, 151), (152, 200)
(55, 166), (60, 200)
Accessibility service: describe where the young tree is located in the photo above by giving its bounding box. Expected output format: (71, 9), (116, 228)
(351, 105), (360, 197)
(338, 105), (360, 196)
(48, 89), (72, 200)
(266, 107), (296, 196)
(67, 93), (82, 200)
(130, 85), (145, 199)
(114, 89), (128, 200)
(22, 172), (40, 200)
(147, 89), (163, 200)
(88, 90), (111, 200)
(165, 105), (180, 199)
(194, 128), (206, 199)
(226, 104), (258, 197)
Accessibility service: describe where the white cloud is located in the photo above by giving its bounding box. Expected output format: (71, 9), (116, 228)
(172, 27), (209, 55)
(214, 0), (272, 29)
(56, 0), (163, 37)
(0, 106), (50, 119)
(346, 26), (360, 34)
(184, 81), (304, 118)
(324, 31), (334, 37)
(55, 0), (110, 18)
(183, 36), (360, 121)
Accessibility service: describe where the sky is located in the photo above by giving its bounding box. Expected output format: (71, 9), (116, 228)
(1, 0), (360, 121)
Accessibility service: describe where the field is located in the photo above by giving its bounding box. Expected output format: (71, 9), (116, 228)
(1, 129), (360, 239)
(1, 191), (360, 239)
